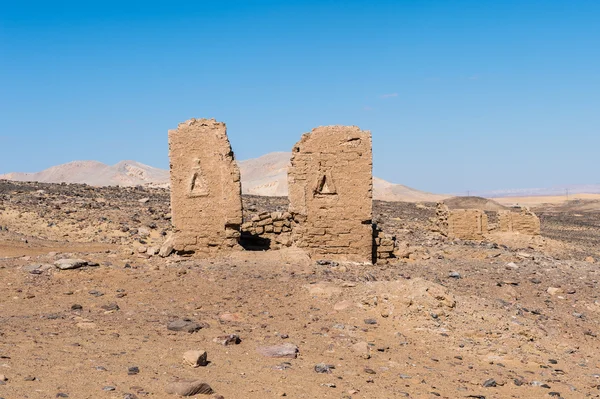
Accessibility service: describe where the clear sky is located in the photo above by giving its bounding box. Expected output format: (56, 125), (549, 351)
(1, 0), (599, 193)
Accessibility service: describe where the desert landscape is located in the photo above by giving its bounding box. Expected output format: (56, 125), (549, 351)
(1, 120), (600, 399)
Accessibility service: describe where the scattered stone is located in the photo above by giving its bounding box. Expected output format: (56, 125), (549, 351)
(127, 366), (140, 375)
(364, 318), (377, 325)
(483, 378), (497, 387)
(89, 290), (104, 297)
(314, 363), (335, 373)
(101, 303), (120, 311)
(167, 318), (203, 333)
(213, 334), (241, 346)
(71, 304), (83, 311)
(364, 368), (376, 374)
(547, 287), (563, 296)
(159, 234), (174, 257)
(24, 376), (36, 381)
(0, 375), (6, 382)
(165, 379), (214, 396)
(449, 271), (461, 279)
(256, 343), (299, 359)
(183, 350), (208, 367)
(103, 386), (116, 391)
(138, 197), (150, 204)
(54, 259), (88, 270)
(56, 393), (69, 398)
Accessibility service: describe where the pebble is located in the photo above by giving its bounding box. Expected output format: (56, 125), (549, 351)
(364, 318), (377, 325)
(213, 334), (241, 346)
(449, 271), (461, 279)
(103, 386), (116, 391)
(256, 343), (299, 359)
(167, 318), (204, 333)
(54, 259), (88, 270)
(164, 379), (213, 396)
(483, 378), (497, 387)
(101, 303), (120, 311)
(183, 350), (208, 367)
(127, 366), (140, 375)
(314, 363), (335, 373)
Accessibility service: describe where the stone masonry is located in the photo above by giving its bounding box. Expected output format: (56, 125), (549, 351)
(288, 126), (373, 263)
(447, 209), (489, 240)
(498, 209), (540, 235)
(435, 202), (540, 240)
(168, 118), (242, 254)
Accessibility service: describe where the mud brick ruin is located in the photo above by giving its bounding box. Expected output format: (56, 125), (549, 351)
(288, 126), (374, 263)
(168, 118), (243, 254)
(436, 203), (540, 240)
(497, 209), (541, 235)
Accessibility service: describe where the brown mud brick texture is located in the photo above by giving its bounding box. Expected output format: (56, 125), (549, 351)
(288, 125), (373, 263)
(168, 118), (242, 255)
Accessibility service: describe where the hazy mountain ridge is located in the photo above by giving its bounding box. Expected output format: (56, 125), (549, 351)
(0, 152), (446, 202)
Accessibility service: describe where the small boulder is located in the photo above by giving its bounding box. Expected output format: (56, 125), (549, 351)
(167, 319), (203, 333)
(54, 259), (88, 270)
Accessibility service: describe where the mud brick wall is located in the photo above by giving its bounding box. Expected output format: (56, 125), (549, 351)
(288, 126), (373, 263)
(447, 209), (489, 240)
(373, 226), (395, 262)
(168, 118), (242, 254)
(498, 209), (540, 235)
(241, 211), (293, 249)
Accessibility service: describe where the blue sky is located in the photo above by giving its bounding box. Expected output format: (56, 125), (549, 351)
(1, 0), (599, 193)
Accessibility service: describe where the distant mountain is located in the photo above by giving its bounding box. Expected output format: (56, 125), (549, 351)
(238, 152), (289, 196)
(0, 152), (446, 202)
(0, 160), (169, 187)
(472, 184), (600, 198)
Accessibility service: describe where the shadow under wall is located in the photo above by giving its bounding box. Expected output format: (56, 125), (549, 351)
(239, 233), (272, 251)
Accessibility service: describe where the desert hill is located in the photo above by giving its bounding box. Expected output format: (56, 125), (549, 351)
(443, 196), (508, 211)
(0, 160), (170, 187)
(1, 152), (446, 202)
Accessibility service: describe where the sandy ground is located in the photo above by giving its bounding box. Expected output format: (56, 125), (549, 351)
(1, 181), (600, 399)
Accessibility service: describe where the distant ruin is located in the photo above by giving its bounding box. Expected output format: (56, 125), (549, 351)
(497, 209), (541, 235)
(435, 202), (540, 240)
(288, 126), (373, 263)
(168, 118), (243, 254)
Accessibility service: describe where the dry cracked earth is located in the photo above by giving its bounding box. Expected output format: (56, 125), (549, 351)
(1, 181), (600, 399)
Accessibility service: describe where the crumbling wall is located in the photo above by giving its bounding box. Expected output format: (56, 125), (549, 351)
(288, 126), (373, 263)
(168, 118), (242, 254)
(498, 209), (540, 235)
(373, 226), (395, 262)
(447, 209), (489, 240)
(241, 211), (293, 249)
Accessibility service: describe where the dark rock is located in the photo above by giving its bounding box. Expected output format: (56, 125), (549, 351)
(167, 318), (203, 333)
(314, 363), (335, 373)
(164, 380), (213, 396)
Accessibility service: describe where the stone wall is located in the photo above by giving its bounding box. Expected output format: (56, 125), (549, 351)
(447, 209), (489, 240)
(168, 118), (242, 254)
(498, 209), (540, 235)
(241, 211), (293, 250)
(373, 225), (395, 262)
(288, 126), (373, 263)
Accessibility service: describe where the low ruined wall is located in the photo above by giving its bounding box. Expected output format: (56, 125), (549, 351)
(241, 211), (293, 249)
(373, 226), (395, 262)
(498, 209), (540, 235)
(447, 209), (489, 240)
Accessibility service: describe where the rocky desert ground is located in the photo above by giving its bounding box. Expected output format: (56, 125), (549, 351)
(1, 180), (600, 399)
